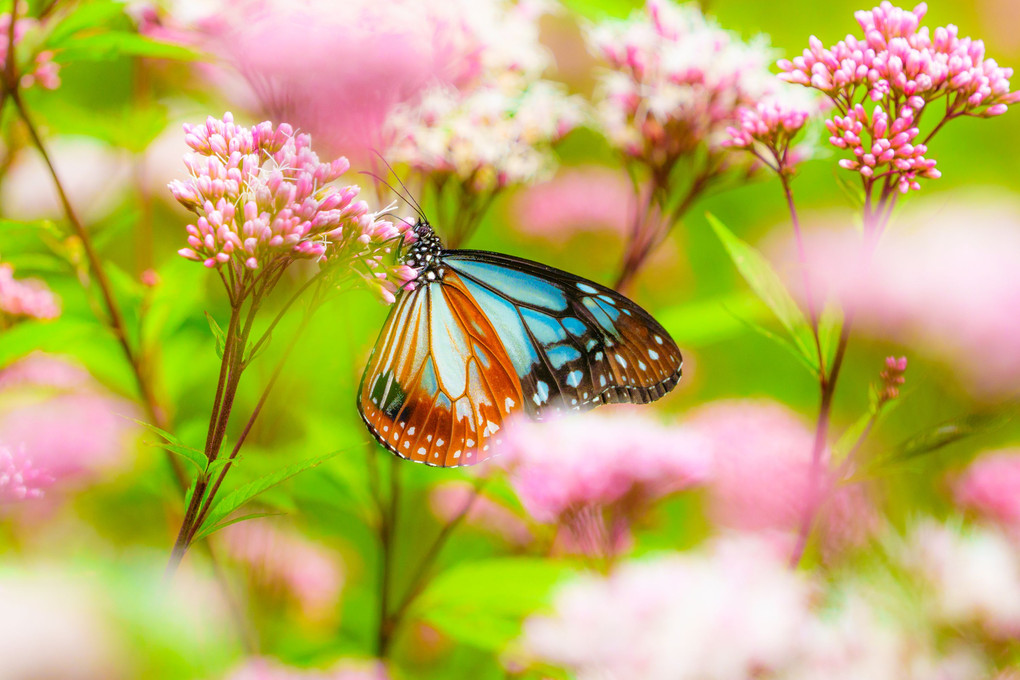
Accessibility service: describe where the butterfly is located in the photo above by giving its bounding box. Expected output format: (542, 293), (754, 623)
(357, 218), (683, 467)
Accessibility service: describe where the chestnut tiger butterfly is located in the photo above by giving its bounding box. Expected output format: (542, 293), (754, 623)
(357, 217), (683, 467)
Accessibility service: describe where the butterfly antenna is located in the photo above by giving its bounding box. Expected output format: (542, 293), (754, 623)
(370, 149), (427, 219)
(359, 170), (425, 223)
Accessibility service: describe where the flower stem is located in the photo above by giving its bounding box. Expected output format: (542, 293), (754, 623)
(378, 478), (484, 657)
(376, 457), (401, 656)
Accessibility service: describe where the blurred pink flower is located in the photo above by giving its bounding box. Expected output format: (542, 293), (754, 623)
(498, 409), (710, 557)
(779, 197), (1020, 397)
(0, 12), (60, 91)
(0, 570), (122, 680)
(903, 520), (1020, 640)
(0, 353), (139, 498)
(169, 112), (413, 302)
(519, 537), (811, 680)
(509, 166), (638, 238)
(1, 137), (132, 223)
(225, 658), (387, 680)
(429, 481), (534, 547)
(222, 521), (343, 621)
(0, 263), (60, 322)
(387, 80), (581, 194)
(779, 2), (1019, 192)
(587, 0), (776, 169)
(685, 400), (876, 559)
(952, 449), (1020, 530)
(0, 444), (53, 504)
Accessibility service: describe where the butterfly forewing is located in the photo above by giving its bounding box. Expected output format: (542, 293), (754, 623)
(358, 271), (523, 466)
(444, 251), (683, 420)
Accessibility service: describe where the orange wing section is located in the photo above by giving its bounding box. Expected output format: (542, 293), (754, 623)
(358, 270), (524, 466)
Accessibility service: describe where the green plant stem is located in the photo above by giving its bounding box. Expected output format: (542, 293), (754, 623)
(376, 458), (401, 657)
(378, 480), (484, 657)
(186, 281), (325, 543)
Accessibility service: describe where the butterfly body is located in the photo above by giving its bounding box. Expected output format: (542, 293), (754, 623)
(358, 219), (682, 466)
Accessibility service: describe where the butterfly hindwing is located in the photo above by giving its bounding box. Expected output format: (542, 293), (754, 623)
(443, 251), (683, 420)
(358, 271), (523, 466)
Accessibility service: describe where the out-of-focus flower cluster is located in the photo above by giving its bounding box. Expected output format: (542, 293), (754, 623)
(222, 521), (344, 622)
(169, 113), (413, 301)
(685, 400), (876, 560)
(782, 197), (1020, 397)
(0, 263), (60, 322)
(385, 0), (581, 196)
(0, 11), (60, 91)
(587, 0), (776, 173)
(954, 449), (1020, 532)
(877, 355), (908, 403)
(519, 528), (1013, 680)
(520, 538), (810, 680)
(0, 353), (138, 511)
(779, 2), (1019, 193)
(387, 81), (581, 194)
(498, 410), (710, 557)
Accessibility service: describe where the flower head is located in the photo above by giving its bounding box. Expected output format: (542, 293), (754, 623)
(0, 443), (52, 504)
(877, 355), (908, 403)
(508, 166), (639, 239)
(222, 521), (344, 621)
(498, 409), (710, 557)
(779, 2), (1018, 190)
(952, 449), (1020, 531)
(387, 79), (580, 195)
(0, 263), (60, 322)
(587, 0), (776, 171)
(519, 538), (812, 680)
(903, 520), (1020, 640)
(724, 86), (820, 174)
(169, 113), (411, 301)
(0, 353), (139, 498)
(0, 12), (59, 91)
(686, 400), (876, 559)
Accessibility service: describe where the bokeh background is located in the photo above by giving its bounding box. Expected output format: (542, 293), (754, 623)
(2, 0), (1020, 678)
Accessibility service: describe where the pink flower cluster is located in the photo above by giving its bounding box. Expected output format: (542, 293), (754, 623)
(685, 400), (876, 559)
(0, 263), (60, 322)
(587, 0), (776, 170)
(0, 444), (52, 504)
(520, 538), (813, 679)
(222, 521), (344, 621)
(827, 104), (938, 192)
(0, 12), (59, 91)
(783, 197), (1020, 397)
(386, 79), (581, 195)
(225, 658), (388, 680)
(170, 113), (413, 300)
(779, 2), (1018, 190)
(878, 355), (908, 402)
(953, 449), (1020, 531)
(498, 409), (710, 556)
(723, 88), (820, 174)
(0, 353), (139, 504)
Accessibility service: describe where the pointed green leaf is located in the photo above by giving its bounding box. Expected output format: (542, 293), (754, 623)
(196, 449), (344, 539)
(204, 311), (226, 359)
(132, 419), (207, 473)
(878, 406), (1016, 469)
(733, 312), (817, 375)
(55, 32), (201, 63)
(192, 511), (287, 542)
(707, 213), (818, 373)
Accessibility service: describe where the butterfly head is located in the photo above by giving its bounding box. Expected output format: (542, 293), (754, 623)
(402, 218), (446, 285)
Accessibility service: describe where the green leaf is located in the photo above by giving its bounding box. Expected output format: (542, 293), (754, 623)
(733, 312), (817, 375)
(204, 312), (226, 360)
(559, 0), (641, 19)
(195, 448), (345, 540)
(133, 419), (207, 473)
(414, 558), (575, 651)
(707, 213), (818, 373)
(55, 32), (201, 63)
(192, 511), (287, 542)
(45, 1), (132, 46)
(879, 406), (1017, 468)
